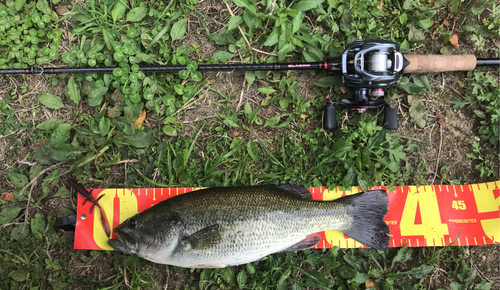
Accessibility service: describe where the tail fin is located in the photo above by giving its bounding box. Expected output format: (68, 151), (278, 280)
(341, 190), (390, 250)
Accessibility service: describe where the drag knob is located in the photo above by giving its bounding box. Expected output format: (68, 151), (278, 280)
(371, 89), (384, 98)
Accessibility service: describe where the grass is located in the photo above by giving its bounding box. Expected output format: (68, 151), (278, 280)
(0, 0), (499, 289)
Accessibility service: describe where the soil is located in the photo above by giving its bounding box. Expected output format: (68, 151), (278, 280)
(0, 0), (499, 289)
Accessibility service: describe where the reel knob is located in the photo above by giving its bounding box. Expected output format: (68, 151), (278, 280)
(383, 105), (399, 130)
(323, 102), (337, 131)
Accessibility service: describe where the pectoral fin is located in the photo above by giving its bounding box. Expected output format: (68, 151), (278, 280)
(281, 233), (321, 252)
(181, 224), (223, 251)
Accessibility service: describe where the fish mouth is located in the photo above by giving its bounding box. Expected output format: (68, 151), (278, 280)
(108, 230), (139, 254)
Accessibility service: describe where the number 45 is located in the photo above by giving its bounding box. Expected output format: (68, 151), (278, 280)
(452, 200), (466, 210)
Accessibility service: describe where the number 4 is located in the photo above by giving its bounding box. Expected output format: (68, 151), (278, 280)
(452, 200), (466, 210)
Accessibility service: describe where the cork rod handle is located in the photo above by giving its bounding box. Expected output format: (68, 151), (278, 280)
(403, 54), (477, 73)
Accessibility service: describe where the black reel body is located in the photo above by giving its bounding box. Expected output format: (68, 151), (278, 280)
(324, 40), (406, 131)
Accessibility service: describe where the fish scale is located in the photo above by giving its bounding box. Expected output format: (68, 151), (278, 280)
(169, 192), (310, 266)
(108, 185), (390, 268)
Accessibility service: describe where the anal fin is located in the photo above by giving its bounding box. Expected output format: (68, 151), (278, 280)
(282, 233), (321, 252)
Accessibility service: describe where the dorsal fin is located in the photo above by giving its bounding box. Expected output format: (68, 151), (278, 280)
(269, 184), (312, 199)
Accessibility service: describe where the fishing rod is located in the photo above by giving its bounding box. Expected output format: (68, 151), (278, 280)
(1, 39), (498, 130)
(0, 61), (339, 74)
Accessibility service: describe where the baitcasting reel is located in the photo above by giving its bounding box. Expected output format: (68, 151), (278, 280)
(323, 40), (409, 131)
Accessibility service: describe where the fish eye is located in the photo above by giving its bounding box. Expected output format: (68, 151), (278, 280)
(128, 219), (137, 228)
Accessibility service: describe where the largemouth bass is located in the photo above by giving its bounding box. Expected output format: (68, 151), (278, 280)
(108, 185), (390, 268)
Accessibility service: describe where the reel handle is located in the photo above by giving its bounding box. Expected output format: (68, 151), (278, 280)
(323, 102), (337, 131)
(403, 55), (477, 73)
(323, 102), (398, 131)
(383, 105), (399, 130)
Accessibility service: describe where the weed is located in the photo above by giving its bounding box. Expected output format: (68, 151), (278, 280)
(454, 71), (499, 147)
(0, 96), (16, 135)
(451, 70), (499, 179)
(0, 209), (66, 289)
(440, 165), (461, 185)
(0, 2), (61, 68)
(466, 141), (496, 178)
(435, 255), (493, 290)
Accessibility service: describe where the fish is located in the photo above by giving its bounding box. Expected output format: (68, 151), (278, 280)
(67, 176), (111, 237)
(108, 185), (390, 268)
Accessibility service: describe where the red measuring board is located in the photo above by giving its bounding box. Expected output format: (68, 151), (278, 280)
(74, 182), (500, 250)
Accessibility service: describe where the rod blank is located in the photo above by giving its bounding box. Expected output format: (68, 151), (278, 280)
(0, 61), (340, 75)
(476, 58), (500, 67)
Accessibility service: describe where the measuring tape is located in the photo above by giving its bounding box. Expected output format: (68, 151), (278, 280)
(74, 182), (499, 250)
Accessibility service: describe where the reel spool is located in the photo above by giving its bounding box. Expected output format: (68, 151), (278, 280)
(324, 40), (408, 131)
